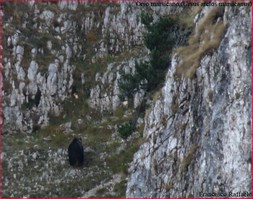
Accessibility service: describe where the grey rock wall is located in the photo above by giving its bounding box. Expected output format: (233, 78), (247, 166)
(126, 6), (252, 198)
(88, 56), (149, 111)
(2, 2), (181, 133)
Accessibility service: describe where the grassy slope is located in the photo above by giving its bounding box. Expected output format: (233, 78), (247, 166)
(2, 2), (144, 197)
(2, 92), (144, 197)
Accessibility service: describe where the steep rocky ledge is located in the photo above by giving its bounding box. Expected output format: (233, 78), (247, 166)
(126, 6), (252, 198)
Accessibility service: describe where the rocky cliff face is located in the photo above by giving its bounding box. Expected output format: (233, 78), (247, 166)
(2, 1), (251, 198)
(126, 6), (252, 197)
(2, 2), (181, 197)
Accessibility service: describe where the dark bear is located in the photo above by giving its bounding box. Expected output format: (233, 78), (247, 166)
(68, 137), (84, 166)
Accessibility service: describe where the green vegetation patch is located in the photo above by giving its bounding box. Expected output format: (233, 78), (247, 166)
(113, 179), (128, 197)
(107, 141), (140, 174)
(118, 121), (134, 139)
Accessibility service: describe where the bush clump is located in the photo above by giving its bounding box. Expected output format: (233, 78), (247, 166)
(118, 121), (134, 139)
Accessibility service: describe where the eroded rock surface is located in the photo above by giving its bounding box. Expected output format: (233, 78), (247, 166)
(126, 6), (252, 198)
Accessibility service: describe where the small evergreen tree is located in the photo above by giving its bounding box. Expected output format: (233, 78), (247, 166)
(118, 13), (191, 99)
(118, 121), (134, 139)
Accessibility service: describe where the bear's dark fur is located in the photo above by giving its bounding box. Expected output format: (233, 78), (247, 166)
(68, 137), (84, 166)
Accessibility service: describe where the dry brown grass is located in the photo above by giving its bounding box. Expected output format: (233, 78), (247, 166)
(175, 7), (228, 78)
(179, 144), (198, 175)
(171, 94), (179, 114)
(86, 31), (97, 42)
(178, 5), (203, 29)
(152, 90), (162, 102)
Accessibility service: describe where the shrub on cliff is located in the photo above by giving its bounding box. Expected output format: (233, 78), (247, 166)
(119, 13), (190, 98)
(118, 121), (134, 139)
